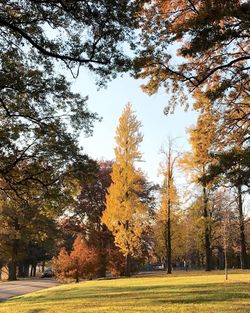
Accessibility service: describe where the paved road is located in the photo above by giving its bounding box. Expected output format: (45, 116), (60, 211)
(0, 279), (60, 301)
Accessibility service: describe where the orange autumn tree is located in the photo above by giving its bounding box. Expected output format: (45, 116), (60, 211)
(53, 235), (97, 282)
(102, 103), (149, 276)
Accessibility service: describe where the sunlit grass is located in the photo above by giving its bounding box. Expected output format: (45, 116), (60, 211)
(0, 271), (249, 313)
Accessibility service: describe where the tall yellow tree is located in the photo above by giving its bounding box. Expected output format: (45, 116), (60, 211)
(102, 103), (148, 276)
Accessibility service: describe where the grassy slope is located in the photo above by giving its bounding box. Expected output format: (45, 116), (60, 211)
(0, 271), (249, 313)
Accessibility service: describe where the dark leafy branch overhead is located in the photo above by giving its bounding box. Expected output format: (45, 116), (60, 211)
(200, 148), (250, 189)
(0, 0), (143, 199)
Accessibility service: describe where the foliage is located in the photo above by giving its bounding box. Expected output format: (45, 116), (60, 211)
(0, 180), (60, 280)
(0, 1), (143, 82)
(179, 109), (218, 183)
(53, 235), (97, 282)
(102, 104), (149, 273)
(106, 247), (126, 277)
(155, 139), (180, 273)
(201, 148), (250, 190)
(0, 0), (142, 242)
(179, 110), (219, 271)
(60, 160), (115, 277)
(201, 147), (250, 269)
(134, 0), (250, 138)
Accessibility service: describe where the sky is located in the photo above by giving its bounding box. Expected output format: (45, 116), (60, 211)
(71, 70), (198, 184)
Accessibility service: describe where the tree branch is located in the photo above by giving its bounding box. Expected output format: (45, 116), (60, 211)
(0, 17), (109, 66)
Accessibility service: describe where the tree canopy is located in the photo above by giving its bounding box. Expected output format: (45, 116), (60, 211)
(134, 0), (250, 136)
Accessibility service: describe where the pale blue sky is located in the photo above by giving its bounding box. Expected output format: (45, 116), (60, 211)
(71, 70), (197, 183)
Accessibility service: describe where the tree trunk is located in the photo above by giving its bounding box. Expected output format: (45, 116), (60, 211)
(75, 271), (79, 283)
(8, 261), (17, 281)
(18, 261), (30, 278)
(18, 263), (25, 278)
(165, 146), (172, 274)
(42, 261), (45, 273)
(125, 253), (131, 277)
(167, 196), (172, 274)
(237, 185), (248, 269)
(30, 263), (37, 277)
(8, 237), (19, 281)
(24, 263), (30, 277)
(30, 264), (37, 277)
(97, 222), (107, 277)
(203, 186), (212, 271)
(217, 246), (224, 270)
(124, 220), (131, 277)
(33, 264), (37, 277)
(97, 252), (107, 277)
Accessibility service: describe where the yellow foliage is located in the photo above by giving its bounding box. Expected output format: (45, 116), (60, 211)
(179, 108), (217, 184)
(102, 104), (148, 257)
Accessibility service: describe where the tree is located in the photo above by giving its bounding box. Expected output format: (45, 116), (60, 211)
(183, 198), (206, 269)
(134, 0), (250, 137)
(0, 158), (94, 280)
(53, 235), (97, 282)
(0, 0), (143, 226)
(209, 190), (240, 276)
(154, 190), (183, 272)
(61, 160), (114, 277)
(0, 194), (58, 280)
(0, 1), (144, 280)
(1, 1), (142, 80)
(179, 110), (218, 271)
(158, 139), (180, 274)
(102, 103), (149, 276)
(202, 148), (250, 268)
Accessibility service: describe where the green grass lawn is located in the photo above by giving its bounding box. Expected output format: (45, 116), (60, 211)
(0, 271), (249, 313)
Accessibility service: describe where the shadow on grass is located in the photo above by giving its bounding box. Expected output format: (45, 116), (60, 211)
(5, 281), (250, 308)
(27, 309), (45, 313)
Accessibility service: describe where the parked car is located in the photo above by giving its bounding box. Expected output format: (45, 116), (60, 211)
(41, 269), (54, 278)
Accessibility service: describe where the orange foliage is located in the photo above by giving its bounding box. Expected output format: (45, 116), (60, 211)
(53, 235), (97, 282)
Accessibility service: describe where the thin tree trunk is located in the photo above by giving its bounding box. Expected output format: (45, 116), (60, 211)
(203, 186), (212, 271)
(217, 246), (224, 270)
(124, 220), (131, 277)
(33, 264), (37, 277)
(18, 263), (25, 278)
(224, 234), (228, 280)
(42, 261), (45, 273)
(237, 185), (248, 269)
(30, 264), (36, 277)
(165, 145), (172, 274)
(24, 263), (30, 277)
(97, 221), (107, 277)
(97, 252), (107, 277)
(125, 253), (131, 277)
(167, 196), (172, 274)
